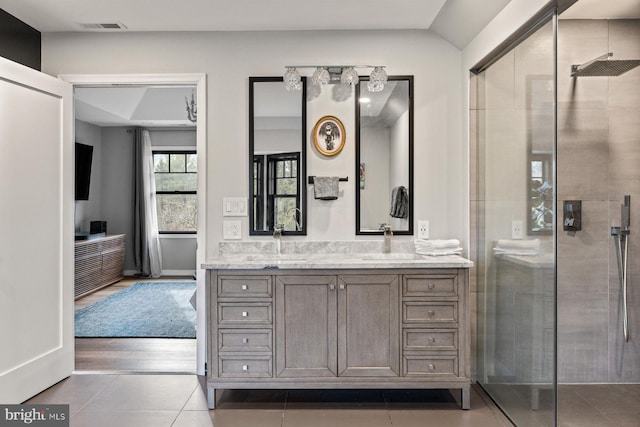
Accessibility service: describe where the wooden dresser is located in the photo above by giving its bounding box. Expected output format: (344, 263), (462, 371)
(74, 234), (125, 299)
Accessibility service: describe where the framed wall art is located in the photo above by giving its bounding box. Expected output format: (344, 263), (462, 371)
(313, 115), (345, 157)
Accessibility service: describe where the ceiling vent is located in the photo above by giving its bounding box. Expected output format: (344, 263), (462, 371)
(78, 22), (128, 30)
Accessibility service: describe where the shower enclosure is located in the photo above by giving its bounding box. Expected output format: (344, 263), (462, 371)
(472, 3), (640, 426)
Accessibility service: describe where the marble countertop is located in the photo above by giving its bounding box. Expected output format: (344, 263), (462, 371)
(202, 253), (473, 270)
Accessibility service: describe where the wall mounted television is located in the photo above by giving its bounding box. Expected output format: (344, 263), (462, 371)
(75, 142), (93, 201)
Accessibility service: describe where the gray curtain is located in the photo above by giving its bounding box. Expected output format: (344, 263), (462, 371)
(133, 128), (162, 277)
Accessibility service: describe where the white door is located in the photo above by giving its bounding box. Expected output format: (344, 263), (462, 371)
(0, 56), (74, 403)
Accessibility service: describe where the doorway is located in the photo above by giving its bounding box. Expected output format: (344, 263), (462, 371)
(60, 73), (207, 375)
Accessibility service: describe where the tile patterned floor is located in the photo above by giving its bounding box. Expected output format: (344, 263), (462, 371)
(27, 374), (513, 427)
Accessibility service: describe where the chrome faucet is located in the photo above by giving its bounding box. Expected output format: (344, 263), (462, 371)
(273, 223), (284, 255)
(381, 224), (393, 253)
(286, 207), (303, 231)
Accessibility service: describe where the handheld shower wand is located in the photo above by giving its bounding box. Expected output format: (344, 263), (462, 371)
(611, 195), (631, 342)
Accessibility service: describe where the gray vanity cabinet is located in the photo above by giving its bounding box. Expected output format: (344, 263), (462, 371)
(275, 274), (399, 378)
(275, 275), (338, 378)
(206, 267), (469, 410)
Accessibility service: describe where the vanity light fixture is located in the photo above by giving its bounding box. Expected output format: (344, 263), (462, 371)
(283, 65), (387, 92)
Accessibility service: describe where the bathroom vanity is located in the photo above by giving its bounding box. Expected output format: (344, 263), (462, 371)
(204, 251), (472, 409)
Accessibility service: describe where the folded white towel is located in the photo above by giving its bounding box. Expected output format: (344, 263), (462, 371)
(415, 239), (461, 250)
(416, 248), (464, 257)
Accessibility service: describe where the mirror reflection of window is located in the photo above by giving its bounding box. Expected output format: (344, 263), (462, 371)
(356, 76), (413, 235)
(528, 154), (552, 235)
(249, 77), (306, 235)
(253, 153), (301, 231)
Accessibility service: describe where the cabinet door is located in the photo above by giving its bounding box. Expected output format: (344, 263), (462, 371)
(337, 275), (400, 377)
(275, 275), (337, 377)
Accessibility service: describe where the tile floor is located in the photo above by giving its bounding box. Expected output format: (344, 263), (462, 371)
(481, 383), (640, 427)
(27, 374), (513, 427)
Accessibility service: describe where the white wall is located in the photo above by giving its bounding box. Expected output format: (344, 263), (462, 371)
(359, 126), (390, 230)
(389, 110), (410, 231)
(74, 120), (102, 232)
(42, 30), (464, 257)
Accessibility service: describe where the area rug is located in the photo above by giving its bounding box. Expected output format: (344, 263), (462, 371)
(75, 281), (197, 338)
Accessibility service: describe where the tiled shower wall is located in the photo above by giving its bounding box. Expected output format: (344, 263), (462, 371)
(556, 19), (640, 383)
(472, 18), (640, 385)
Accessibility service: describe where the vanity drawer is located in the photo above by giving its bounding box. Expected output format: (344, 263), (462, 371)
(403, 354), (458, 377)
(218, 302), (272, 327)
(219, 355), (272, 378)
(403, 302), (458, 324)
(403, 328), (458, 351)
(219, 329), (272, 353)
(403, 275), (457, 297)
(218, 276), (272, 298)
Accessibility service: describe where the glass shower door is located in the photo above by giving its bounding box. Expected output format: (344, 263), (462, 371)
(473, 14), (557, 427)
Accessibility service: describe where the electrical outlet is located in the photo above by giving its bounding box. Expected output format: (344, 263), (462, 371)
(418, 220), (429, 239)
(511, 220), (524, 239)
(223, 220), (242, 240)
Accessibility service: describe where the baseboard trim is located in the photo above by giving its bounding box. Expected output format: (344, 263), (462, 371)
(124, 269), (195, 277)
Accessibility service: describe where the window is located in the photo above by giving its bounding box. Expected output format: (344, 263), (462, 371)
(253, 152), (301, 232)
(153, 151), (197, 233)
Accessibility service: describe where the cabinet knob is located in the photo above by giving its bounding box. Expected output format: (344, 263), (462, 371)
(242, 365), (249, 371)
(429, 337), (436, 343)
(242, 338), (249, 344)
(428, 283), (435, 290)
(339, 283), (345, 290)
(242, 311), (248, 317)
(329, 284), (335, 291)
(427, 310), (435, 317)
(241, 284), (248, 290)
(428, 364), (436, 371)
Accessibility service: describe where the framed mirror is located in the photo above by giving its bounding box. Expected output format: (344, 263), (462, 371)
(249, 77), (307, 235)
(356, 76), (413, 235)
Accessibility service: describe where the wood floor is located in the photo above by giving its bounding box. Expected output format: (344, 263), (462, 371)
(74, 277), (197, 373)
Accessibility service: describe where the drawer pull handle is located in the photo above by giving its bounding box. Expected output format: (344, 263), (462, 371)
(427, 310), (435, 317)
(242, 365), (249, 371)
(242, 338), (249, 344)
(428, 364), (436, 371)
(339, 283), (345, 290)
(242, 284), (248, 290)
(428, 283), (435, 290)
(242, 311), (248, 317)
(329, 284), (335, 291)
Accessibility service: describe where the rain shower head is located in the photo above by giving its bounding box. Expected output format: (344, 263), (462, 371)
(571, 53), (640, 77)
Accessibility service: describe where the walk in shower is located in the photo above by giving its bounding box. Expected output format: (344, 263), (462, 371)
(472, 2), (640, 426)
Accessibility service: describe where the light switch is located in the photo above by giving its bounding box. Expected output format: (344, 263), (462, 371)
(223, 197), (248, 217)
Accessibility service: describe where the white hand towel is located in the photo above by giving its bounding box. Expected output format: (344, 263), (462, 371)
(416, 248), (464, 256)
(415, 239), (461, 250)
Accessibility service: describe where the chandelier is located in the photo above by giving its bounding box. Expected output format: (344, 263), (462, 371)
(185, 91), (197, 123)
(283, 65), (388, 93)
